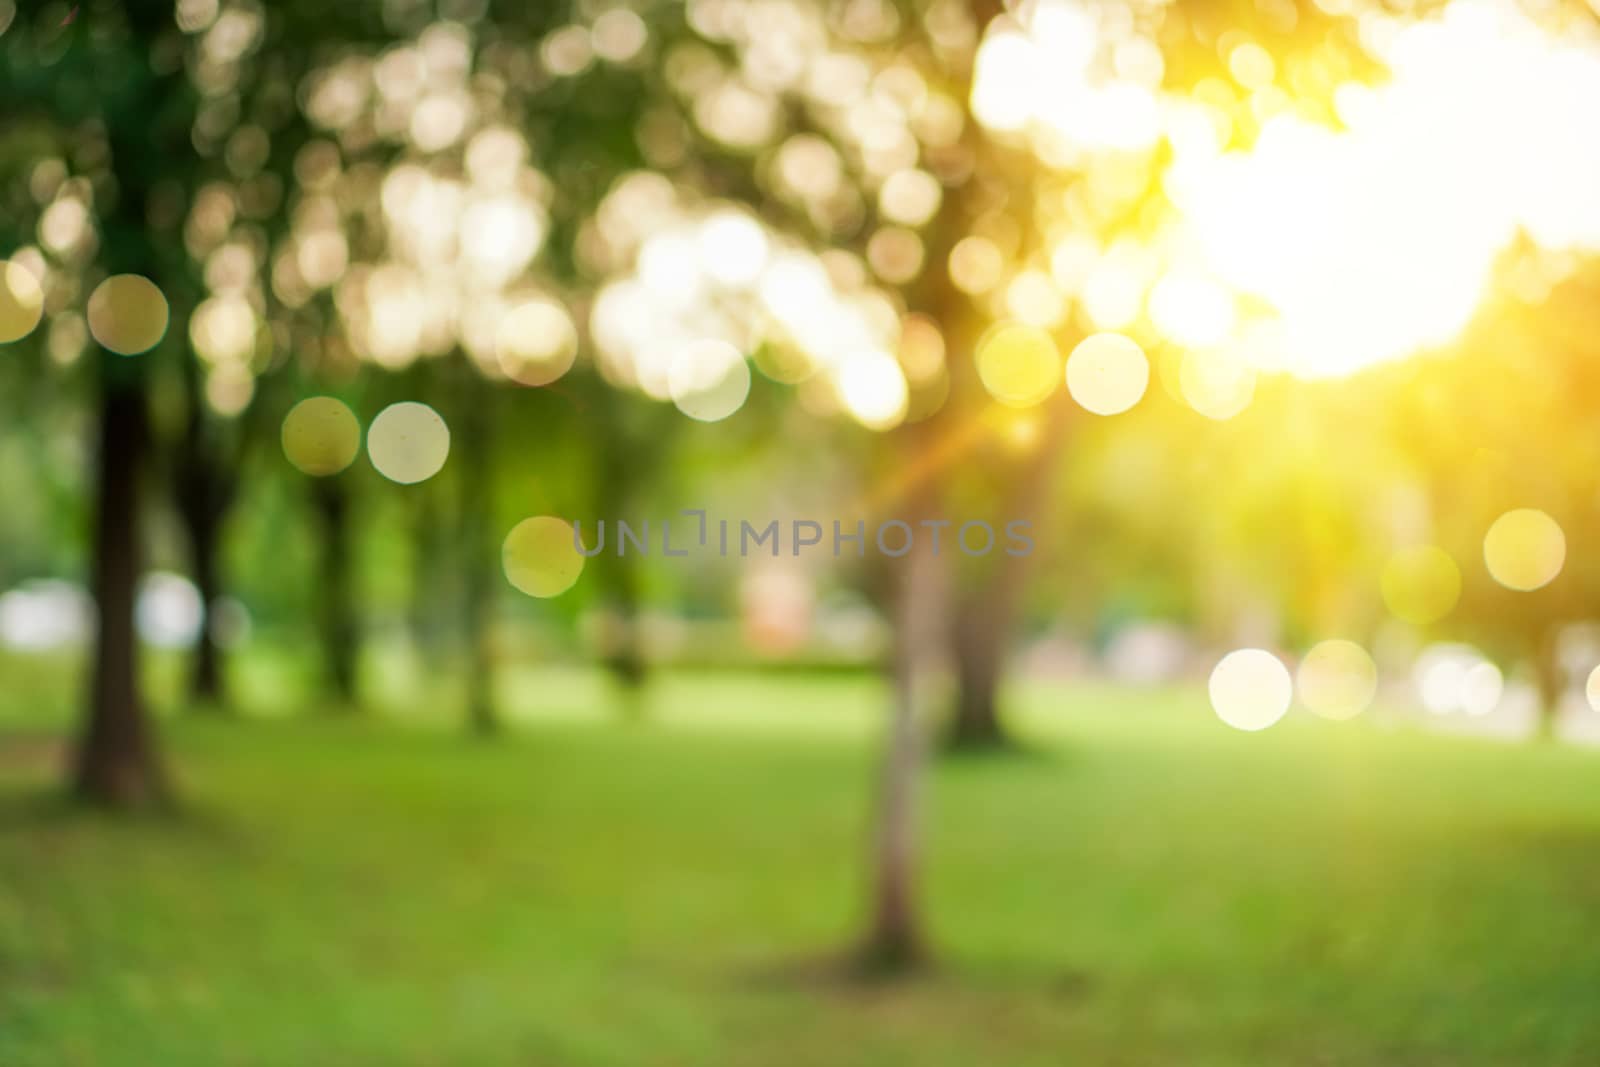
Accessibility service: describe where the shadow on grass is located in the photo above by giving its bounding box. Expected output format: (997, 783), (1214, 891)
(0, 787), (242, 836)
(737, 946), (1096, 1001)
(0, 737), (234, 839)
(934, 733), (1076, 775)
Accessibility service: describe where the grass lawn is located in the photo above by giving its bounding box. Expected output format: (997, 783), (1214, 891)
(4, 671), (1600, 1065)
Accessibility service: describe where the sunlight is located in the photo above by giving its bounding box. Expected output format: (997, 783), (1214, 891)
(975, 0), (1600, 378)
(1173, 0), (1600, 376)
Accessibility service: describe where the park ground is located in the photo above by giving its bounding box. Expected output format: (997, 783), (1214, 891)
(4, 665), (1600, 1065)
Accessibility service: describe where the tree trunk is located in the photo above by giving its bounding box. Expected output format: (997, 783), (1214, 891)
(311, 476), (359, 708)
(177, 476), (226, 709)
(949, 606), (1007, 748)
(463, 573), (498, 736)
(1532, 627), (1563, 741)
(190, 513), (224, 706)
(944, 394), (1073, 751)
(457, 377), (498, 736)
(596, 549), (647, 718)
(409, 484), (453, 665)
(73, 380), (168, 808)
(591, 400), (656, 717)
(64, 0), (194, 807)
(857, 496), (945, 974)
(174, 351), (237, 710)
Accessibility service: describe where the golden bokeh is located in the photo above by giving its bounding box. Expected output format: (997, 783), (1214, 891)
(0, 260), (45, 343)
(668, 339), (751, 422)
(948, 235), (1004, 295)
(496, 298), (578, 387)
(878, 168), (942, 228)
(1065, 332), (1149, 415)
(897, 314), (945, 385)
(866, 227), (924, 285)
(1381, 546), (1460, 625)
(189, 295), (258, 365)
(1295, 639), (1377, 720)
(206, 364), (255, 417)
(1459, 661), (1503, 717)
(502, 516), (585, 598)
(1483, 508), (1565, 591)
(976, 323), (1059, 408)
(1208, 648), (1293, 731)
(838, 351), (909, 431)
(367, 401), (451, 484)
(87, 274), (170, 355)
(1179, 351), (1254, 420)
(281, 397), (361, 476)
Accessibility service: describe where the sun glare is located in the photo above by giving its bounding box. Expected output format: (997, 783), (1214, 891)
(975, 0), (1600, 379)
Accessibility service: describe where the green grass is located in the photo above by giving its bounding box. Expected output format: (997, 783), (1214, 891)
(5, 672), (1600, 1065)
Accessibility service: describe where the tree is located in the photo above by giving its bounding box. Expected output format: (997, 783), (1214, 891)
(0, 1), (211, 806)
(1390, 266), (1600, 736)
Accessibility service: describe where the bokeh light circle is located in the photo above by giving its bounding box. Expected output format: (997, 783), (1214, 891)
(1209, 648), (1292, 731)
(1179, 351), (1254, 420)
(1483, 508), (1565, 591)
(839, 351), (909, 431)
(496, 298), (578, 386)
(669, 339), (751, 422)
(281, 397), (361, 476)
(1586, 665), (1600, 714)
(1380, 546), (1460, 625)
(976, 323), (1059, 408)
(1459, 661), (1503, 717)
(367, 401), (450, 484)
(189, 295), (257, 365)
(1415, 643), (1489, 715)
(87, 274), (169, 355)
(1295, 639), (1377, 720)
(0, 260), (45, 343)
(1065, 332), (1149, 415)
(502, 516), (585, 598)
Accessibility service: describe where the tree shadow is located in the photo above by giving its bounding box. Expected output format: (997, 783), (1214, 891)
(935, 735), (1077, 774)
(736, 945), (1096, 1001)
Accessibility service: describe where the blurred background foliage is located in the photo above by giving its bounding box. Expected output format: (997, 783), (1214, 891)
(6, 0), (1600, 1061)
